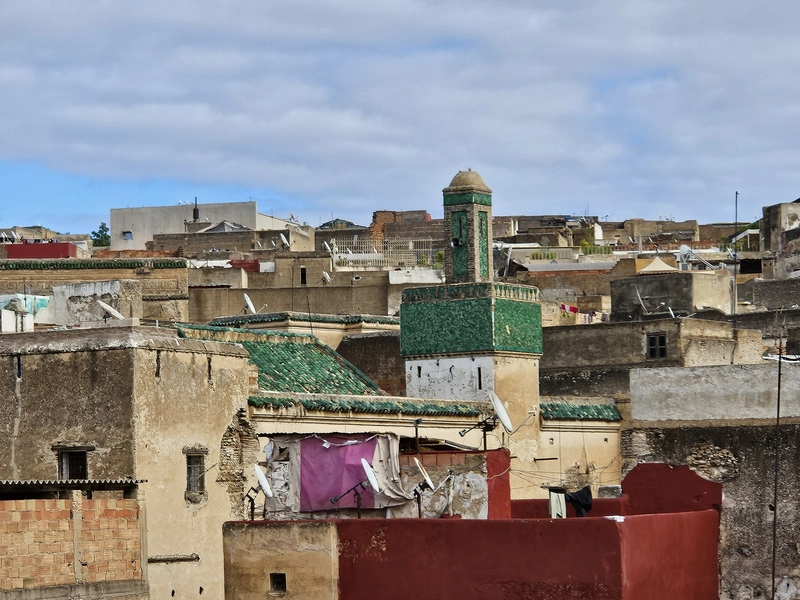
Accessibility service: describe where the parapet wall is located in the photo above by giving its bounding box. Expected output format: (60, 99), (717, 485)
(0, 496), (145, 595)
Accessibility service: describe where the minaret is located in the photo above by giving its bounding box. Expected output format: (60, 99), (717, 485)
(443, 169), (494, 283)
(400, 169), (543, 498)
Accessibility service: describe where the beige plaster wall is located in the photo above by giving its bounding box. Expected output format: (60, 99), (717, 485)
(131, 343), (253, 600)
(223, 521), (338, 600)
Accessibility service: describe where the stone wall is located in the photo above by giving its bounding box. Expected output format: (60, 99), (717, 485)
(622, 425), (800, 599)
(0, 496), (145, 595)
(336, 333), (405, 395)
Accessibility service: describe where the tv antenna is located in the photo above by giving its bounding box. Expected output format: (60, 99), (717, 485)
(244, 464), (275, 520)
(458, 391), (535, 448)
(330, 458), (381, 519)
(412, 457), (434, 517)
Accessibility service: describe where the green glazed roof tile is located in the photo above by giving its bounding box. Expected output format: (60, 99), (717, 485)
(248, 395), (486, 417)
(539, 403), (621, 422)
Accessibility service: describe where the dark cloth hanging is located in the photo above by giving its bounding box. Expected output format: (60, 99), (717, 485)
(565, 486), (593, 517)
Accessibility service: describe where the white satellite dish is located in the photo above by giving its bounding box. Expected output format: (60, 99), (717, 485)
(11, 231), (18, 240)
(263, 440), (275, 462)
(279, 233), (290, 247)
(346, 248), (353, 254)
(97, 300), (125, 320)
(254, 465), (274, 498)
(413, 457), (434, 490)
(243, 293), (256, 315)
(323, 241), (332, 253)
(322, 270), (332, 283)
(361, 458), (380, 494)
(489, 391), (514, 433)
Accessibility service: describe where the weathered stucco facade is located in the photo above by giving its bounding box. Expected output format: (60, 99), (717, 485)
(0, 326), (258, 599)
(624, 361), (800, 598)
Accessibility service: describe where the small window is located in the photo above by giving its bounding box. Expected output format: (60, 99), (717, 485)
(122, 231), (133, 241)
(300, 266), (307, 285)
(187, 454), (205, 493)
(647, 333), (667, 359)
(270, 573), (287, 593)
(60, 451), (88, 480)
(477, 367), (483, 390)
(417, 366), (422, 378)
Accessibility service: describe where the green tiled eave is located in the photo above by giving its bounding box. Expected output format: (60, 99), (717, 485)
(249, 396), (487, 417)
(0, 259), (186, 270)
(210, 311), (399, 328)
(539, 403), (621, 422)
(443, 192), (492, 207)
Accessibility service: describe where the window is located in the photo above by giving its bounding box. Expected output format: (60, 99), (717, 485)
(60, 451), (88, 480)
(300, 266), (307, 285)
(647, 333), (667, 359)
(186, 454), (205, 493)
(122, 231), (133, 241)
(184, 445), (209, 502)
(270, 573), (287, 593)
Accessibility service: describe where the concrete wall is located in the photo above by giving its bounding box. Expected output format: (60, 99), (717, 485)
(761, 201), (800, 254)
(224, 507), (718, 600)
(0, 495), (146, 598)
(630, 362), (800, 422)
(149, 227), (314, 255)
(336, 333), (404, 395)
(130, 338), (255, 600)
(0, 327), (256, 600)
(222, 521), (339, 600)
(52, 280), (143, 325)
(110, 202), (265, 250)
(611, 271), (731, 320)
(0, 343), (137, 482)
(621, 425), (800, 599)
(0, 262), (189, 323)
(189, 278), (391, 322)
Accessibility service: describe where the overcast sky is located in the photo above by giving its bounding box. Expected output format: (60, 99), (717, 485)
(1, 1), (796, 234)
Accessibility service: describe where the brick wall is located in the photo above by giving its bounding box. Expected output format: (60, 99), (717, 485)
(0, 496), (143, 592)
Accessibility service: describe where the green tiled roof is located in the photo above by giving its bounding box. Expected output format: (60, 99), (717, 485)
(249, 396), (486, 417)
(176, 324), (385, 396)
(0, 259), (186, 270)
(539, 403), (621, 422)
(241, 339), (384, 396)
(210, 311), (399, 327)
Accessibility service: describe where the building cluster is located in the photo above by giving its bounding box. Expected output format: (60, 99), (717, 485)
(1, 172), (800, 599)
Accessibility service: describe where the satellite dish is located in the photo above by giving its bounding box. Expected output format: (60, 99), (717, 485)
(361, 458), (380, 494)
(323, 241), (332, 253)
(97, 300), (125, 320)
(263, 440), (275, 462)
(346, 248), (353, 254)
(413, 457), (434, 490)
(11, 231), (18, 240)
(279, 233), (290, 247)
(254, 465), (274, 498)
(243, 293), (257, 315)
(322, 270), (332, 283)
(489, 391), (514, 433)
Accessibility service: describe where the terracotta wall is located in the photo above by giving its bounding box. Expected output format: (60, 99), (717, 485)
(0, 497), (143, 592)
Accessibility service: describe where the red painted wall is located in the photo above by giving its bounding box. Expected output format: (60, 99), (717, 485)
(485, 448), (511, 519)
(621, 510), (719, 599)
(335, 510), (718, 600)
(622, 463), (722, 515)
(512, 497), (629, 519)
(337, 518), (625, 600)
(6, 243), (77, 259)
(511, 463), (721, 519)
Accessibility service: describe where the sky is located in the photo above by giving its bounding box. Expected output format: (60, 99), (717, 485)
(1, 1), (797, 235)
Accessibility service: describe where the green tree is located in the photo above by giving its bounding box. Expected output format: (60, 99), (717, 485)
(91, 222), (110, 246)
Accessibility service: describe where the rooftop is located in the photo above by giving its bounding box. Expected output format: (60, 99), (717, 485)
(177, 324), (386, 396)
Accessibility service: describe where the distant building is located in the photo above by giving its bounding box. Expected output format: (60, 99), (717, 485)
(110, 201), (295, 250)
